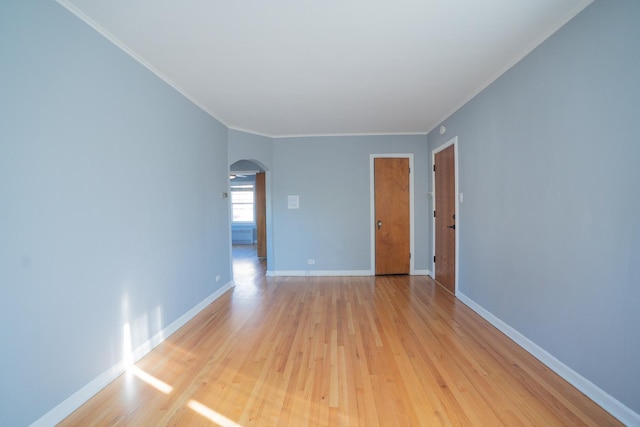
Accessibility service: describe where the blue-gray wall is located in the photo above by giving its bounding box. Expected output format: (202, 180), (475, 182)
(0, 1), (231, 425)
(229, 131), (432, 275)
(428, 0), (640, 415)
(228, 129), (274, 171)
(271, 135), (430, 273)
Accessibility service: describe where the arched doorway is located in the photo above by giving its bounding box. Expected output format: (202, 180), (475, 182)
(229, 160), (269, 284)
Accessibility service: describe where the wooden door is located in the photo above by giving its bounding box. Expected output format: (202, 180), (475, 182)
(255, 172), (267, 258)
(434, 145), (456, 293)
(375, 158), (410, 275)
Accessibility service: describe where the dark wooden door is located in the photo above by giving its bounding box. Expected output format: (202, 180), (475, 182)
(255, 172), (267, 258)
(434, 145), (456, 293)
(375, 158), (410, 275)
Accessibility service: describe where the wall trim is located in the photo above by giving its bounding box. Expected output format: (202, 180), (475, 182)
(54, 1), (433, 141)
(412, 269), (432, 276)
(273, 131), (429, 139)
(427, 0), (594, 135)
(30, 281), (235, 427)
(55, 0), (229, 128)
(457, 292), (640, 427)
(56, 0), (592, 141)
(227, 125), (275, 139)
(267, 270), (432, 277)
(267, 270), (373, 277)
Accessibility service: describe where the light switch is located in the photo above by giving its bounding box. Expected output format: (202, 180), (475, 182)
(288, 195), (299, 209)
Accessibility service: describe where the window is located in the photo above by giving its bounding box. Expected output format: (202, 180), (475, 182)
(231, 184), (254, 222)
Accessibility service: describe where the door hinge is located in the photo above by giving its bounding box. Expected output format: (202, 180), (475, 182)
(433, 256), (436, 263)
(409, 253), (412, 259)
(433, 164), (436, 172)
(433, 211), (436, 218)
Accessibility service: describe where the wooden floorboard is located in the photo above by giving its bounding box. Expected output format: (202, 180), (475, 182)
(60, 245), (621, 426)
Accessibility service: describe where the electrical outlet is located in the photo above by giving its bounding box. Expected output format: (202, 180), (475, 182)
(307, 259), (315, 265)
(215, 275), (221, 282)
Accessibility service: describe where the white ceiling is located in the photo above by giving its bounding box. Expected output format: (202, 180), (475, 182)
(59, 0), (591, 138)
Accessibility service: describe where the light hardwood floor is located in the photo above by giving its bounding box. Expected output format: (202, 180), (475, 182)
(60, 245), (620, 426)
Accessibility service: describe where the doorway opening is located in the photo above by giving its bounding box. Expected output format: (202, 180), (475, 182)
(230, 159), (268, 287)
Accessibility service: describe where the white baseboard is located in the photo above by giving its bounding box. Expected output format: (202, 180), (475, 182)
(457, 292), (640, 427)
(267, 270), (373, 277)
(30, 281), (235, 427)
(412, 269), (432, 276)
(267, 270), (433, 277)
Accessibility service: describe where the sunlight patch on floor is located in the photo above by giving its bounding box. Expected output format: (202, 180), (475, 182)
(188, 399), (244, 427)
(129, 366), (173, 394)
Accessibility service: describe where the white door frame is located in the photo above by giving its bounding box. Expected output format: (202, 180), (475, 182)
(369, 154), (415, 275)
(431, 137), (459, 293)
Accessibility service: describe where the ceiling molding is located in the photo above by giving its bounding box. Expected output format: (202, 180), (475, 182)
(428, 0), (594, 134)
(227, 126), (274, 139)
(58, 0), (594, 138)
(271, 131), (429, 140)
(55, 0), (231, 129)
(56, 0), (432, 140)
